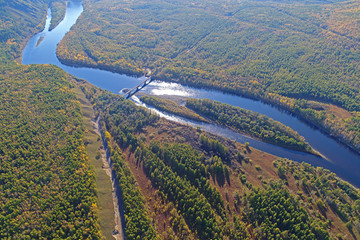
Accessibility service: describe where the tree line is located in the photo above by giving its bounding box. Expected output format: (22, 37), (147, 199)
(186, 98), (313, 153)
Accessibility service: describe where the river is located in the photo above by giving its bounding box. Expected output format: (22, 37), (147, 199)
(22, 1), (360, 187)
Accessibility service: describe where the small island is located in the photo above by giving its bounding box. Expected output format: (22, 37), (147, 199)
(186, 98), (315, 154)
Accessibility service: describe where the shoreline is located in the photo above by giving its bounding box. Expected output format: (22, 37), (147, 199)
(20, 0), (360, 189)
(56, 58), (360, 157)
(138, 93), (320, 157)
(16, 6), (49, 65)
(48, 1), (68, 31)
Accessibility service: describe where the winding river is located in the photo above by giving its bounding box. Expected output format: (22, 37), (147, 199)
(22, 1), (360, 187)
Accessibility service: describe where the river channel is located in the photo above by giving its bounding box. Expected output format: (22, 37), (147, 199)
(22, 1), (360, 187)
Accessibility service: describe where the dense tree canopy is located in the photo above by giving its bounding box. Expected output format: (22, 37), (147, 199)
(1, 0), (360, 239)
(186, 98), (313, 152)
(83, 86), (359, 239)
(58, 0), (360, 112)
(0, 1), (103, 238)
(0, 65), (102, 239)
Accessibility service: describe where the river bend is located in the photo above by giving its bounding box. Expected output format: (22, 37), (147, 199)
(22, 1), (360, 187)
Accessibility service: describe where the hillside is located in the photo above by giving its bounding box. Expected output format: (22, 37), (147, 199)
(80, 80), (360, 239)
(0, 64), (103, 239)
(56, 0), (360, 152)
(58, 0), (360, 111)
(0, 0), (48, 64)
(1, 0), (360, 239)
(0, 0), (104, 239)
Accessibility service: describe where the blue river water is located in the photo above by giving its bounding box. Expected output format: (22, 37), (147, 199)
(22, 1), (360, 187)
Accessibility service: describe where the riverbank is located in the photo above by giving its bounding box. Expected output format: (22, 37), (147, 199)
(14, 5), (50, 64)
(56, 55), (360, 157)
(53, 0), (360, 157)
(139, 94), (321, 156)
(15, 1), (360, 238)
(22, 0), (360, 188)
(57, 51), (144, 77)
(156, 75), (360, 156)
(49, 1), (67, 31)
(89, 80), (360, 239)
(50, 60), (359, 185)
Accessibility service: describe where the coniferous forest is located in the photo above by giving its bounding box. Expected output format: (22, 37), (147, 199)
(1, 0), (360, 239)
(82, 83), (360, 239)
(0, 1), (101, 238)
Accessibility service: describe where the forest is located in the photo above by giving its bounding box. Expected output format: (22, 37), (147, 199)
(56, 0), (360, 152)
(265, 93), (360, 152)
(0, 65), (102, 239)
(0, 1), (102, 238)
(140, 95), (313, 152)
(57, 0), (360, 113)
(80, 80), (360, 239)
(104, 131), (157, 239)
(186, 98), (313, 152)
(1, 0), (360, 239)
